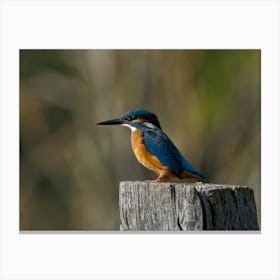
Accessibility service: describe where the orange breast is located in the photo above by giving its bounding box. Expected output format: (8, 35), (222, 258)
(131, 130), (174, 177)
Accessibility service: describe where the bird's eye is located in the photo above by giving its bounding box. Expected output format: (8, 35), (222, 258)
(123, 116), (132, 121)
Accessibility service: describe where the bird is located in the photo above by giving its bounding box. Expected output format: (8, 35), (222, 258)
(97, 109), (207, 182)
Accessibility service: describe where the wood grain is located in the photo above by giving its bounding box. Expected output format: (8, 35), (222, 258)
(119, 181), (259, 231)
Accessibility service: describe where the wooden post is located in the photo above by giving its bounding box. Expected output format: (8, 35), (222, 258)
(119, 181), (259, 231)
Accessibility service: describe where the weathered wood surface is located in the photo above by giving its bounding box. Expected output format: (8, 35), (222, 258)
(119, 181), (259, 231)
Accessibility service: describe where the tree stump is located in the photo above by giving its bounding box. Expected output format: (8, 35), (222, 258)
(119, 181), (259, 231)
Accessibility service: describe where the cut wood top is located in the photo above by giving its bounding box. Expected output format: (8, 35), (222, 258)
(119, 181), (259, 231)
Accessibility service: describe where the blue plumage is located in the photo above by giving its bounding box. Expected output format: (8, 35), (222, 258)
(122, 109), (162, 129)
(142, 128), (207, 179)
(97, 108), (207, 181)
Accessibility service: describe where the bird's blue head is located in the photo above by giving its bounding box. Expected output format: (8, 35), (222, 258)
(121, 109), (161, 129)
(97, 109), (162, 130)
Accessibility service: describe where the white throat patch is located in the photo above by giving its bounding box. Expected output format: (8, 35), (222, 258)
(121, 124), (137, 132)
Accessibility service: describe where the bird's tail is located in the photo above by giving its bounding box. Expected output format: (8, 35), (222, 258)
(179, 154), (208, 180)
(180, 170), (207, 180)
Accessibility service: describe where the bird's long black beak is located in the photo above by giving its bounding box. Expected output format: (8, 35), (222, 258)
(97, 117), (125, 126)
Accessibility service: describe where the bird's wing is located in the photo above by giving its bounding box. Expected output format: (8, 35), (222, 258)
(143, 129), (207, 179)
(142, 129), (186, 177)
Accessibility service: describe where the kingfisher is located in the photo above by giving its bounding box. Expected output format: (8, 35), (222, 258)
(97, 109), (207, 182)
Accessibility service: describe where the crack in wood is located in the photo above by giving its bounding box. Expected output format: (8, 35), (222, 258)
(119, 182), (259, 231)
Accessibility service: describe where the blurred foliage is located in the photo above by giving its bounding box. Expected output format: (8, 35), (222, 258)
(20, 50), (260, 230)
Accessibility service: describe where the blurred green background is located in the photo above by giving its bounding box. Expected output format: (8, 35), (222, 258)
(20, 50), (260, 230)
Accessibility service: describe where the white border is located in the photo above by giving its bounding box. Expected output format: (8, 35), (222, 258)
(1, 1), (280, 279)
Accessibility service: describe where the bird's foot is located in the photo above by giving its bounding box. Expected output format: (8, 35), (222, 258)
(146, 175), (167, 183)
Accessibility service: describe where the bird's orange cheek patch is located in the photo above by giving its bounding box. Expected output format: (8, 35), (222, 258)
(132, 118), (145, 123)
